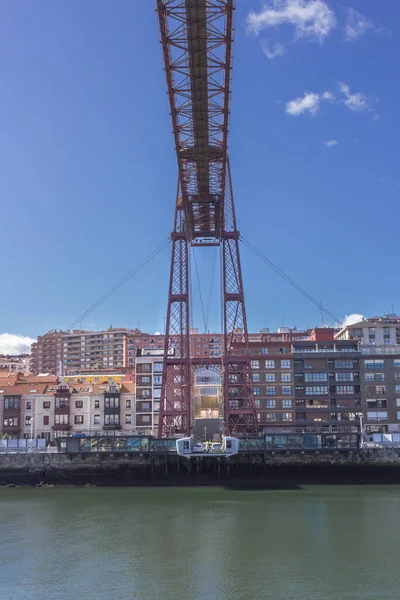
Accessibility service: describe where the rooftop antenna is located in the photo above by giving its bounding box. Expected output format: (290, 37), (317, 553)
(320, 301), (325, 327)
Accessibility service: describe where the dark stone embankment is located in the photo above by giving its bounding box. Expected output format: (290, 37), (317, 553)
(1, 450), (400, 487)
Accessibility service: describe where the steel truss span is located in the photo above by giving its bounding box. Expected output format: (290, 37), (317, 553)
(157, 0), (258, 438)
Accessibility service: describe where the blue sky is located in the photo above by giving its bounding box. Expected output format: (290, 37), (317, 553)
(1, 0), (399, 351)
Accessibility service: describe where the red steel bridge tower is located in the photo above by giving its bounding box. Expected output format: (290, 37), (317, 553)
(157, 0), (258, 438)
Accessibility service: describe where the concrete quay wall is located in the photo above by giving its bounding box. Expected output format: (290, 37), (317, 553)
(1, 450), (400, 486)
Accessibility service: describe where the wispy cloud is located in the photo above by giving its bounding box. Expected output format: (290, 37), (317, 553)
(0, 333), (35, 355)
(261, 41), (286, 59)
(342, 313), (364, 327)
(246, 0), (336, 43)
(323, 139), (338, 147)
(374, 27), (393, 37)
(286, 92), (321, 115)
(286, 82), (373, 117)
(338, 81), (370, 112)
(344, 8), (372, 41)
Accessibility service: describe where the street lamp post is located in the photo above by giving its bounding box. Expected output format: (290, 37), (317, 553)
(359, 413), (364, 448)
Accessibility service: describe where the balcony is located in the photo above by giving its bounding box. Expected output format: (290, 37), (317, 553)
(52, 424), (72, 431)
(103, 424), (122, 431)
(2, 425), (21, 434)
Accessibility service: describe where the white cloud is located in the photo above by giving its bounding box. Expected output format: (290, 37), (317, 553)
(261, 41), (286, 59)
(0, 333), (36, 355)
(341, 313), (364, 327)
(286, 82), (372, 117)
(285, 92), (321, 115)
(285, 89), (335, 116)
(323, 139), (338, 147)
(344, 8), (372, 41)
(246, 0), (336, 42)
(338, 81), (370, 112)
(374, 27), (393, 37)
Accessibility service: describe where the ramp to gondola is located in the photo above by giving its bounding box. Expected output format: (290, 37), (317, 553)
(193, 418), (222, 441)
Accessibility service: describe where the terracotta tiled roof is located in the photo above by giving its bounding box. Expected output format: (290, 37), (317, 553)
(26, 375), (59, 384)
(0, 383), (48, 395)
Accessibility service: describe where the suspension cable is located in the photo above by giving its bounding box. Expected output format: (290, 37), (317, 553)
(240, 236), (340, 325)
(192, 248), (208, 333)
(205, 250), (217, 330)
(67, 238), (170, 331)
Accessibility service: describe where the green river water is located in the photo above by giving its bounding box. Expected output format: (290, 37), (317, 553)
(0, 485), (399, 599)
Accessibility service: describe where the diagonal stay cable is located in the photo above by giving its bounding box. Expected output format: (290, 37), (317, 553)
(67, 238), (170, 331)
(192, 247), (208, 333)
(240, 236), (340, 325)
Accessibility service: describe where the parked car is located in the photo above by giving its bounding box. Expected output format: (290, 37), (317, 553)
(192, 443), (204, 453)
(211, 442), (222, 452)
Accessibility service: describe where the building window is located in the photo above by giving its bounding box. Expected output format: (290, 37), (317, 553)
(109, 386), (117, 393)
(364, 360), (384, 370)
(94, 400), (100, 409)
(25, 401), (32, 410)
(282, 399), (292, 408)
(261, 348), (268, 355)
(282, 412), (293, 422)
(336, 386), (354, 395)
(265, 360), (275, 369)
(126, 399), (131, 408)
(253, 386), (260, 396)
(265, 374), (276, 383)
(154, 375), (162, 385)
(142, 390), (150, 397)
(367, 411), (388, 422)
(142, 365), (150, 371)
(396, 386), (400, 394)
(266, 386), (276, 396)
(305, 386), (328, 395)
(55, 414), (69, 425)
(305, 373), (327, 382)
(253, 374), (260, 383)
(43, 416), (49, 425)
(4, 398), (20, 410)
(254, 399), (260, 408)
(335, 373), (354, 381)
(105, 397), (120, 409)
(394, 360), (400, 368)
(335, 360), (353, 369)
(105, 414), (120, 425)
(25, 416), (31, 426)
(281, 373), (291, 382)
(251, 360), (259, 369)
(75, 401), (83, 408)
(94, 414), (100, 425)
(154, 363), (163, 373)
(125, 414), (132, 424)
(265, 400), (276, 408)
(266, 413), (277, 422)
(141, 377), (151, 384)
(75, 415), (84, 425)
(281, 360), (291, 369)
(282, 386), (292, 395)
(43, 401), (51, 409)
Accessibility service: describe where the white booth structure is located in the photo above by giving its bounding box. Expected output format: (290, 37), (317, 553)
(176, 436), (239, 457)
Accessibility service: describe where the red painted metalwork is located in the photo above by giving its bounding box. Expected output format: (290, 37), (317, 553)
(157, 0), (258, 437)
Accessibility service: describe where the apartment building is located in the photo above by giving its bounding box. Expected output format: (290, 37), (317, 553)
(248, 338), (294, 430)
(31, 330), (63, 375)
(336, 314), (400, 346)
(0, 354), (31, 374)
(0, 377), (135, 440)
(31, 328), (226, 375)
(292, 339), (362, 430)
(135, 349), (163, 434)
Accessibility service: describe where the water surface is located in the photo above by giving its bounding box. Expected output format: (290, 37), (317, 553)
(0, 485), (399, 599)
